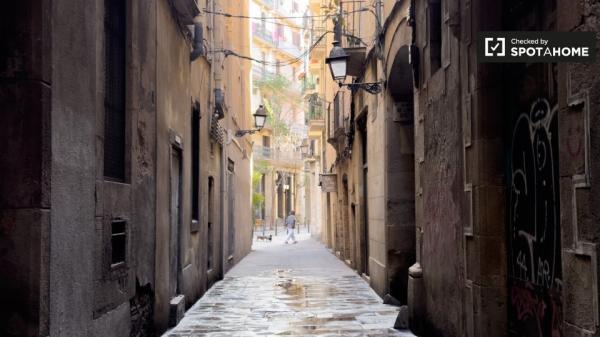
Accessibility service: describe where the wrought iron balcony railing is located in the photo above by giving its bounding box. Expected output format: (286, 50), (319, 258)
(253, 145), (303, 165)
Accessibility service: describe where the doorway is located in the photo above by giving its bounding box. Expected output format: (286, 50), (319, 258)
(169, 147), (183, 297)
(357, 112), (369, 276)
(386, 45), (416, 303)
(227, 159), (235, 259)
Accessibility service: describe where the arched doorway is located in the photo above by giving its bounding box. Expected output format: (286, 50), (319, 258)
(386, 45), (416, 303)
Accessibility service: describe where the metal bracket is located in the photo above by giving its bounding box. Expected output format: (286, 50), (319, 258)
(344, 81), (384, 95)
(234, 129), (259, 137)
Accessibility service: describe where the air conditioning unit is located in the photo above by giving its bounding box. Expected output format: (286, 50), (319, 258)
(169, 0), (200, 24)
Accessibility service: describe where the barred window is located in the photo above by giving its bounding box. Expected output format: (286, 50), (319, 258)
(111, 219), (127, 266)
(104, 0), (127, 181)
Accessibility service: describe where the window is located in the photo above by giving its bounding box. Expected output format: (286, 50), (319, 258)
(260, 174), (266, 219)
(262, 135), (270, 148)
(191, 103), (200, 226)
(429, 0), (442, 74)
(104, 0), (127, 181)
(111, 219), (127, 266)
(227, 160), (235, 257)
(207, 177), (214, 270)
(276, 25), (285, 42)
(292, 32), (300, 47)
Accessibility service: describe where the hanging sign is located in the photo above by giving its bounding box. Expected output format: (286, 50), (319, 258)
(320, 173), (338, 192)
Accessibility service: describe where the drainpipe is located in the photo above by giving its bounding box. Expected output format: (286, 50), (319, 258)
(213, 0), (223, 105)
(220, 138), (227, 273)
(215, 0), (229, 272)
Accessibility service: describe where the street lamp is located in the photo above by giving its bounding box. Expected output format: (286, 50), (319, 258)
(235, 105), (268, 137)
(325, 41), (349, 83)
(325, 41), (384, 95)
(299, 139), (310, 157)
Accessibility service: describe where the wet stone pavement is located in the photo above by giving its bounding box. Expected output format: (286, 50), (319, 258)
(164, 232), (415, 336)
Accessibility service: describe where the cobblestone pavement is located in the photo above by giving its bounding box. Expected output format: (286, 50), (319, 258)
(164, 233), (415, 337)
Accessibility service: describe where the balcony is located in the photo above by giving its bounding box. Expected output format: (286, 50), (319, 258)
(252, 23), (274, 45)
(275, 39), (303, 59)
(253, 145), (304, 168)
(311, 28), (326, 49)
(306, 97), (325, 135)
(255, 0), (275, 10)
(306, 103), (324, 122)
(327, 91), (349, 145)
(302, 76), (317, 93)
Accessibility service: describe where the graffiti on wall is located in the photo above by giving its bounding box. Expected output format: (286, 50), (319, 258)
(508, 98), (562, 337)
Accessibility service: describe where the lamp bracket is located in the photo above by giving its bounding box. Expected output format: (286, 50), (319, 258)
(235, 129), (260, 137)
(341, 81), (384, 95)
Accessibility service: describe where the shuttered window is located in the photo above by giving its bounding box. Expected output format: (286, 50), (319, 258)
(104, 0), (127, 181)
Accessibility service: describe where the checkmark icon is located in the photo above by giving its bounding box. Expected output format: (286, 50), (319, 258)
(484, 37), (505, 57)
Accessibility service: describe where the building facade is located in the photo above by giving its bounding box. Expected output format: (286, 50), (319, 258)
(0, 0), (252, 336)
(250, 0), (309, 231)
(318, 0), (600, 336)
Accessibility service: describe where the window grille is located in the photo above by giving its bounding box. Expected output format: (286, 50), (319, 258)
(111, 219), (127, 266)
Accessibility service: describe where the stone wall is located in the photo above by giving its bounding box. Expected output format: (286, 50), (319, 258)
(557, 1), (600, 336)
(0, 3), (51, 335)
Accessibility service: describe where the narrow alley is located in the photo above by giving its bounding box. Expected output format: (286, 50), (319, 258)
(165, 233), (413, 336)
(3, 0), (600, 336)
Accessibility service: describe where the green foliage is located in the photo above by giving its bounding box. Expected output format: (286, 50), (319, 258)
(251, 170), (266, 211)
(252, 192), (265, 210)
(252, 171), (262, 188)
(253, 160), (271, 175)
(254, 74), (302, 146)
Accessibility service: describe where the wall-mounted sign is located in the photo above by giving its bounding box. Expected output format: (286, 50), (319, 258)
(320, 173), (337, 192)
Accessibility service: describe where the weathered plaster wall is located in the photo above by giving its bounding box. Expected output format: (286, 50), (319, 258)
(91, 2), (158, 336)
(49, 0), (97, 335)
(155, 0), (194, 329)
(221, 0), (253, 270)
(364, 58), (388, 296)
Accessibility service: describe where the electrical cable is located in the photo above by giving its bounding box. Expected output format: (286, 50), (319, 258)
(204, 4), (377, 67)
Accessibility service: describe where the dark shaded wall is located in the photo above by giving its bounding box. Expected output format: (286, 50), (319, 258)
(556, 1), (600, 336)
(1, 0), (159, 335)
(0, 2), (51, 336)
(413, 0), (464, 335)
(383, 7), (416, 304)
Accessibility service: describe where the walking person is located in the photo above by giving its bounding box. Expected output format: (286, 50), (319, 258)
(284, 210), (297, 244)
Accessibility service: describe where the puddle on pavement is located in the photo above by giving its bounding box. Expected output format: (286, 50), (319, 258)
(271, 272), (383, 335)
(166, 269), (404, 336)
